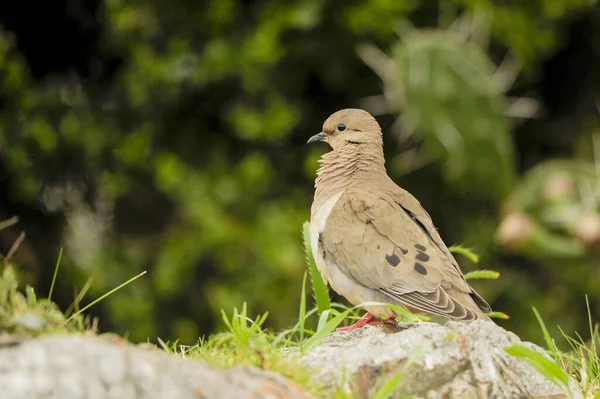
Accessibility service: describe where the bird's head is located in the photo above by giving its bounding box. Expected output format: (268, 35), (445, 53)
(307, 108), (383, 150)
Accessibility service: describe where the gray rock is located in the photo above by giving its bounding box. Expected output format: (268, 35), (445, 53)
(0, 322), (583, 399)
(299, 320), (581, 399)
(0, 334), (314, 399)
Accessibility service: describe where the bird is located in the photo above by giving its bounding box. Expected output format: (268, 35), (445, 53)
(308, 108), (491, 331)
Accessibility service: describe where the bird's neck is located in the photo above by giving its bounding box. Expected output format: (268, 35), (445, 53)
(314, 142), (386, 203)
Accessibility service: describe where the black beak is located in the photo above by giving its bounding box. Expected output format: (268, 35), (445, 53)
(307, 132), (328, 144)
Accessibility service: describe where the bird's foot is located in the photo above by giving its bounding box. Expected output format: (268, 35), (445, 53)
(336, 313), (398, 332)
(382, 316), (399, 327)
(336, 312), (375, 332)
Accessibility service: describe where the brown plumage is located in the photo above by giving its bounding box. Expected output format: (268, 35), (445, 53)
(308, 109), (491, 329)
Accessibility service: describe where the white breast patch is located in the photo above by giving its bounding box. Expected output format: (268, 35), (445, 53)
(309, 190), (344, 282)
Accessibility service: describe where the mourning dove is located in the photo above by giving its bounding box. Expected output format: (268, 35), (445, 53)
(308, 109), (491, 330)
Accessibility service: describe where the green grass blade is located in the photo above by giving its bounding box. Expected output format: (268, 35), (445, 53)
(532, 307), (559, 358)
(488, 311), (510, 320)
(505, 344), (570, 393)
(585, 294), (595, 354)
(302, 308), (353, 352)
(372, 344), (426, 399)
(298, 271), (308, 342)
(386, 304), (429, 322)
(372, 368), (407, 398)
(65, 276), (95, 317)
(25, 285), (37, 307)
(157, 337), (171, 352)
(273, 307), (318, 347)
(463, 269), (500, 280)
(66, 270), (147, 322)
(302, 222), (331, 315)
(448, 245), (479, 263)
(316, 309), (333, 333)
(48, 248), (63, 302)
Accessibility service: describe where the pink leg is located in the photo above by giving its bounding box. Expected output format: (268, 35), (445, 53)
(336, 313), (398, 332)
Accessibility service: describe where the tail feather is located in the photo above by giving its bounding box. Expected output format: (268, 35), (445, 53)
(452, 290), (491, 321)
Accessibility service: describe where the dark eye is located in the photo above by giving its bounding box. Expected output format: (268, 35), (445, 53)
(336, 123), (347, 132)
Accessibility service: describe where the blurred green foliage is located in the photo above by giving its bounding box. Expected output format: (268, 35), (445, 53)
(0, 0), (598, 345)
(359, 21), (515, 200)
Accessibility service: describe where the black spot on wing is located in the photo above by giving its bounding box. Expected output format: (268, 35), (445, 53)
(386, 253), (400, 267)
(415, 244), (426, 251)
(414, 263), (428, 275)
(415, 251), (429, 262)
(399, 247), (408, 255)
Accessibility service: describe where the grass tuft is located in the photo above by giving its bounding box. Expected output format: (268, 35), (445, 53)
(0, 263), (89, 335)
(505, 343), (573, 396)
(0, 217), (147, 337)
(506, 300), (600, 398)
(169, 302), (324, 397)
